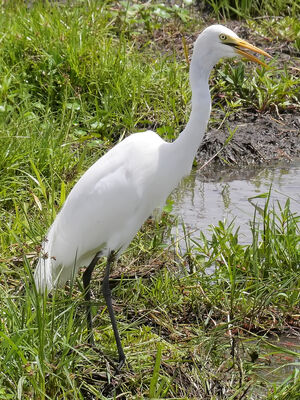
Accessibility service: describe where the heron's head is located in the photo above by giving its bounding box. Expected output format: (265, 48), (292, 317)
(194, 25), (271, 68)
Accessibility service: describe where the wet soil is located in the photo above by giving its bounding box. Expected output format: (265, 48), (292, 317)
(197, 111), (300, 174)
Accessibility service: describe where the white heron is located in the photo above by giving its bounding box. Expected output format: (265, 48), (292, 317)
(34, 25), (270, 369)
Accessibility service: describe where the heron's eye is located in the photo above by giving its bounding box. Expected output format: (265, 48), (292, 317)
(219, 34), (227, 41)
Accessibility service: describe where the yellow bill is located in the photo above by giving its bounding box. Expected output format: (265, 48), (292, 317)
(234, 38), (272, 67)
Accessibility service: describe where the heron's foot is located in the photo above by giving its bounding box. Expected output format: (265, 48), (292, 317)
(106, 354), (126, 374)
(86, 342), (126, 374)
(117, 355), (126, 372)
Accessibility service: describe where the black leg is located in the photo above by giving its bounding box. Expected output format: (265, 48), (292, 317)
(82, 251), (102, 345)
(102, 251), (126, 369)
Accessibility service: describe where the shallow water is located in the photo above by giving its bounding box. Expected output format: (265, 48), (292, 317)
(254, 335), (300, 384)
(172, 161), (300, 386)
(172, 160), (300, 245)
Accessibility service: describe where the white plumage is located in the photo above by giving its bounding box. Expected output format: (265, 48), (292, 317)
(35, 128), (200, 291)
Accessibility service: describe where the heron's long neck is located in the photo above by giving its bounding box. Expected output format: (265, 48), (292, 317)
(171, 54), (213, 175)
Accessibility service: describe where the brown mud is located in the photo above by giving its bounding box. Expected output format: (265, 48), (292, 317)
(197, 111), (300, 174)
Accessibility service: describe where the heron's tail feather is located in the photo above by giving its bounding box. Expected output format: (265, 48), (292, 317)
(34, 227), (58, 293)
(34, 224), (78, 293)
(34, 256), (54, 293)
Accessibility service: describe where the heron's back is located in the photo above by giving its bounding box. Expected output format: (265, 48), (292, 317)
(34, 131), (175, 291)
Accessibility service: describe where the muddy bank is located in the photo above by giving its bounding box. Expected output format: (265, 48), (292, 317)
(196, 111), (300, 176)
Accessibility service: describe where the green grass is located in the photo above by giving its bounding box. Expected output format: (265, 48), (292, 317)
(206, 0), (299, 19)
(1, 198), (299, 398)
(0, 1), (299, 399)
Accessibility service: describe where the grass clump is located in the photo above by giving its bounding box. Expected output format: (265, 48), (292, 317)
(1, 200), (299, 398)
(206, 0), (299, 19)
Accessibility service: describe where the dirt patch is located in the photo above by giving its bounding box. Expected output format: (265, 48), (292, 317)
(197, 111), (300, 176)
